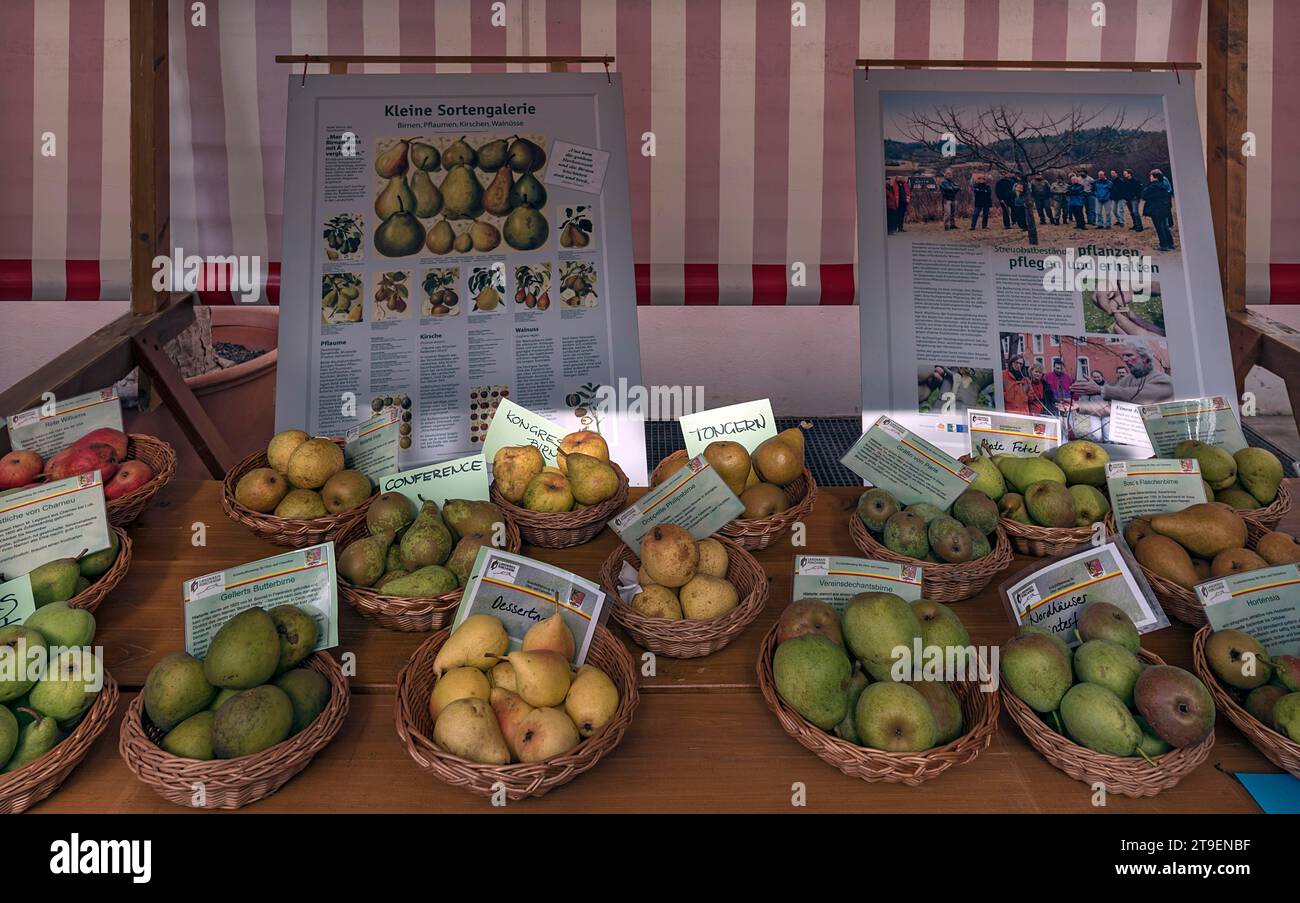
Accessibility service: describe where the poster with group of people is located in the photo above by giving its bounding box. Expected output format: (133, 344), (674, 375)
(276, 73), (647, 482)
(859, 69), (1233, 459)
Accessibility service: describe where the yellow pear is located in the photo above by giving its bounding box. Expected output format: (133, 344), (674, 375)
(752, 431), (804, 486)
(429, 666), (491, 721)
(565, 453), (619, 505)
(432, 614), (509, 677)
(565, 665), (620, 738)
(679, 574), (740, 620)
(488, 661), (518, 692)
(267, 429), (310, 474)
(489, 686), (533, 761)
(703, 441), (751, 496)
(696, 538), (730, 578)
(432, 697), (510, 764)
(514, 706), (580, 763)
(492, 445), (545, 504)
(522, 604), (576, 660)
(500, 649), (571, 707)
(558, 431), (610, 472)
(639, 524), (699, 588)
(631, 584), (683, 620)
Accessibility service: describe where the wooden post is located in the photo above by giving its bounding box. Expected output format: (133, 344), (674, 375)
(130, 0), (169, 316)
(1206, 0), (1248, 316)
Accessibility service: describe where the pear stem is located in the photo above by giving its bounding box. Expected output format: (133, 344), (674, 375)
(16, 707), (39, 720)
(1136, 747), (1157, 766)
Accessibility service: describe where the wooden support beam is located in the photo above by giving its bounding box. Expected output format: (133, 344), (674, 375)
(275, 54), (612, 66)
(130, 0), (169, 316)
(857, 59), (1199, 71)
(1207, 0), (1249, 316)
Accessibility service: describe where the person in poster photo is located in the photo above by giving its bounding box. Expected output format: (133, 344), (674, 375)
(1071, 343), (1174, 406)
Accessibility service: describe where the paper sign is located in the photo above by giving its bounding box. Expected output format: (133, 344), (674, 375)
(792, 555), (923, 610)
(0, 474), (111, 582)
(481, 398), (566, 465)
(0, 575), (36, 629)
(967, 409), (1062, 458)
(608, 456), (745, 555)
(183, 543), (339, 658)
(453, 548), (605, 666)
(544, 139), (612, 194)
(841, 416), (975, 509)
(677, 399), (778, 457)
(1106, 458), (1208, 536)
(378, 453), (490, 511)
(1002, 542), (1168, 646)
(1197, 565), (1300, 658)
(1107, 402), (1157, 455)
(345, 408), (402, 482)
(7, 387), (124, 458)
(1141, 396), (1248, 456)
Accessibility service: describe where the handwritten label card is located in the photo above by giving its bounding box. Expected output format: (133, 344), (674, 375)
(791, 555), (923, 610)
(1140, 396), (1248, 456)
(183, 543), (339, 658)
(677, 399), (777, 458)
(0, 474), (111, 582)
(609, 456), (744, 555)
(967, 409), (1062, 458)
(481, 398), (566, 465)
(7, 387), (124, 458)
(1106, 459), (1208, 536)
(841, 416), (975, 509)
(0, 575), (36, 629)
(378, 453), (490, 510)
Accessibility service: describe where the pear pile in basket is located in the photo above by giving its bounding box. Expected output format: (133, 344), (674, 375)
(773, 595), (972, 751)
(234, 429), (373, 518)
(141, 605), (329, 760)
(856, 486), (1000, 564)
(494, 431), (620, 512)
(1126, 504), (1299, 589)
(1002, 602), (1215, 757)
(17, 532), (122, 607)
(0, 607), (103, 773)
(658, 430), (805, 517)
(429, 612), (621, 764)
(340, 494), (506, 595)
(1203, 627), (1300, 742)
(967, 440), (1112, 529)
(630, 526), (739, 621)
(1177, 441), (1285, 511)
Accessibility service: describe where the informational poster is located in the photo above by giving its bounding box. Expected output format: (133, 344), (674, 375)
(856, 70), (1235, 460)
(278, 73), (647, 485)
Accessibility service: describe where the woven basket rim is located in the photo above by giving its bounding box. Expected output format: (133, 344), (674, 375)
(650, 448), (818, 525)
(597, 534), (769, 649)
(1001, 645), (1215, 795)
(393, 623), (640, 799)
(1238, 479), (1292, 526)
(0, 669), (120, 812)
(489, 460), (630, 530)
(221, 441), (378, 535)
(756, 624), (999, 784)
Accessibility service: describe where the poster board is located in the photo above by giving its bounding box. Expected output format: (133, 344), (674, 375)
(277, 73), (648, 485)
(855, 69), (1235, 461)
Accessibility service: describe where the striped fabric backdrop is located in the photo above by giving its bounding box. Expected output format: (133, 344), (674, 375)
(0, 0), (1295, 304)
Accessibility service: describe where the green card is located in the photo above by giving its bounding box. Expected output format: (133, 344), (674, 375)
(0, 474), (111, 583)
(841, 415), (976, 509)
(345, 408), (402, 483)
(1003, 542), (1168, 646)
(453, 548), (606, 666)
(0, 574), (36, 629)
(6, 386), (124, 458)
(677, 399), (777, 457)
(481, 398), (566, 465)
(378, 453), (490, 510)
(609, 456), (745, 555)
(967, 409), (1062, 457)
(182, 543), (339, 658)
(1198, 565), (1300, 657)
(792, 555), (923, 611)
(1141, 396), (1248, 455)
(1106, 458), (1208, 536)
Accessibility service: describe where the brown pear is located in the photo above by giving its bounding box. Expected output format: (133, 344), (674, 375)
(1134, 534), (1199, 589)
(1150, 503), (1248, 559)
(702, 441), (750, 496)
(752, 432), (804, 486)
(489, 687), (533, 760)
(1257, 531), (1300, 565)
(483, 166), (513, 216)
(1210, 548), (1269, 578)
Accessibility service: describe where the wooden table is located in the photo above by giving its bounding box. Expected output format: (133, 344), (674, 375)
(33, 481), (1282, 813)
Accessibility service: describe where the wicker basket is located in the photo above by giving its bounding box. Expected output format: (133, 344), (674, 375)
(67, 525), (132, 614)
(489, 461), (629, 549)
(598, 535), (769, 658)
(106, 434), (177, 527)
(848, 514), (1013, 604)
(1134, 522), (1270, 628)
(1002, 647), (1214, 797)
(1192, 625), (1300, 778)
(1001, 517), (1101, 557)
(334, 513), (522, 632)
(221, 440), (376, 548)
(1240, 480), (1292, 542)
(757, 625), (998, 785)
(0, 669), (119, 814)
(394, 624), (638, 801)
(651, 449), (817, 551)
(118, 652), (349, 809)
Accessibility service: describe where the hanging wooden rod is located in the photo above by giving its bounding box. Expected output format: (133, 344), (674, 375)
(275, 54), (613, 65)
(858, 58), (1200, 71)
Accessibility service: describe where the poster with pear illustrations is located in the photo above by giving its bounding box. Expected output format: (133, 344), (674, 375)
(278, 73), (648, 484)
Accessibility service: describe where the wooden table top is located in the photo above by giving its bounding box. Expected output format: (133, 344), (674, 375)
(33, 480), (1283, 813)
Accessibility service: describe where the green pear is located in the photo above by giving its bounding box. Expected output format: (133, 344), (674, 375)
(508, 171), (547, 209)
(426, 218), (455, 255)
(476, 138), (509, 172)
(855, 488), (900, 532)
(445, 536), (488, 586)
(440, 163), (484, 218)
(367, 492), (416, 536)
(1069, 484), (1110, 526)
(339, 531), (394, 588)
(202, 608), (281, 690)
(442, 499), (505, 541)
(833, 671), (870, 744)
(1001, 632), (1073, 712)
(381, 565), (458, 598)
(1060, 682), (1141, 756)
(211, 685), (294, 759)
(269, 604), (319, 673)
(1075, 601), (1141, 654)
(1235, 447), (1284, 505)
(399, 501), (453, 570)
(1074, 639), (1143, 706)
(1025, 480), (1076, 528)
(0, 626), (48, 703)
(854, 682), (939, 752)
(951, 489), (999, 535)
(144, 651), (215, 730)
(0, 705), (17, 769)
(409, 169), (443, 218)
(409, 140), (440, 171)
(29, 648), (102, 723)
(274, 668), (331, 734)
(772, 634), (852, 730)
(1054, 440), (1109, 486)
(565, 453), (619, 505)
(161, 711), (215, 760)
(23, 601), (96, 648)
(502, 205), (549, 250)
(908, 679), (963, 744)
(78, 531), (120, 579)
(507, 136), (546, 173)
(960, 455), (1005, 500)
(1, 708), (61, 773)
(374, 201), (426, 257)
(442, 136), (478, 169)
(997, 455), (1066, 494)
(375, 175), (417, 220)
(842, 592), (923, 681)
(208, 688), (239, 711)
(1174, 440), (1237, 489)
(29, 558), (81, 607)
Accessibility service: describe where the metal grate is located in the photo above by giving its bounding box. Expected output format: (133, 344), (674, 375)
(643, 417), (864, 486)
